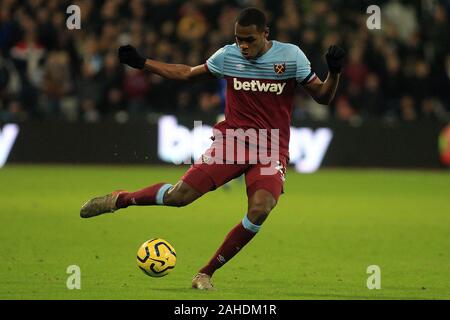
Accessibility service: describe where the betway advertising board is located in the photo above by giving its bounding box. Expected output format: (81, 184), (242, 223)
(0, 117), (445, 171)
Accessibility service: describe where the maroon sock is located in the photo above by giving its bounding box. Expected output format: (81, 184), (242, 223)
(199, 221), (257, 276)
(116, 183), (171, 208)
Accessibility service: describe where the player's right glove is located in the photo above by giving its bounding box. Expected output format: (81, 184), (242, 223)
(325, 45), (346, 74)
(118, 45), (146, 69)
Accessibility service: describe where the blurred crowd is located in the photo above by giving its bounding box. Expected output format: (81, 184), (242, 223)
(0, 0), (449, 124)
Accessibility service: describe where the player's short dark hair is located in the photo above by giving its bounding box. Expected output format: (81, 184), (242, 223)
(236, 7), (267, 32)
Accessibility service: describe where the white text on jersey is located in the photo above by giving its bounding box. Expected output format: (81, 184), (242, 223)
(233, 78), (286, 95)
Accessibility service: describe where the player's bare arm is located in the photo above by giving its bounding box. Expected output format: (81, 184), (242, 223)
(303, 72), (340, 105)
(144, 60), (212, 81)
(303, 45), (346, 105)
(118, 45), (213, 81)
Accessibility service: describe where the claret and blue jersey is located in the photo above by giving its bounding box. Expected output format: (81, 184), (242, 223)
(204, 40), (317, 157)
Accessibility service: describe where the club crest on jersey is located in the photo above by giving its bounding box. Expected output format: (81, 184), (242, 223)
(274, 63), (286, 75)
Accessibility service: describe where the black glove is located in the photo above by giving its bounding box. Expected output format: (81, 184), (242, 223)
(118, 45), (146, 69)
(325, 45), (346, 74)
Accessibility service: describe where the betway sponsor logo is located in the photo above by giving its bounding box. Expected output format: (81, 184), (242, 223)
(233, 78), (286, 95)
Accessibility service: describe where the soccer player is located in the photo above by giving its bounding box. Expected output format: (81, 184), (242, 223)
(80, 7), (345, 290)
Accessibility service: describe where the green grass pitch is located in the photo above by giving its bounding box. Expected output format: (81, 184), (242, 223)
(0, 165), (449, 300)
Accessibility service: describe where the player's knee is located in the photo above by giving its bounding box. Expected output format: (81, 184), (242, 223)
(164, 190), (188, 207)
(248, 202), (273, 225)
(247, 190), (277, 225)
(248, 203), (271, 217)
(171, 195), (192, 207)
(164, 182), (199, 207)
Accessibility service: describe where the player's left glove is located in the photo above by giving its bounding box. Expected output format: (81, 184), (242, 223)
(118, 45), (146, 69)
(325, 45), (346, 74)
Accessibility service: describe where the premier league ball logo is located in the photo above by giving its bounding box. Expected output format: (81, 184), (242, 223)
(274, 63), (286, 75)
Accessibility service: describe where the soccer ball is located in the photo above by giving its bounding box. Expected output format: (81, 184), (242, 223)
(136, 238), (177, 277)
